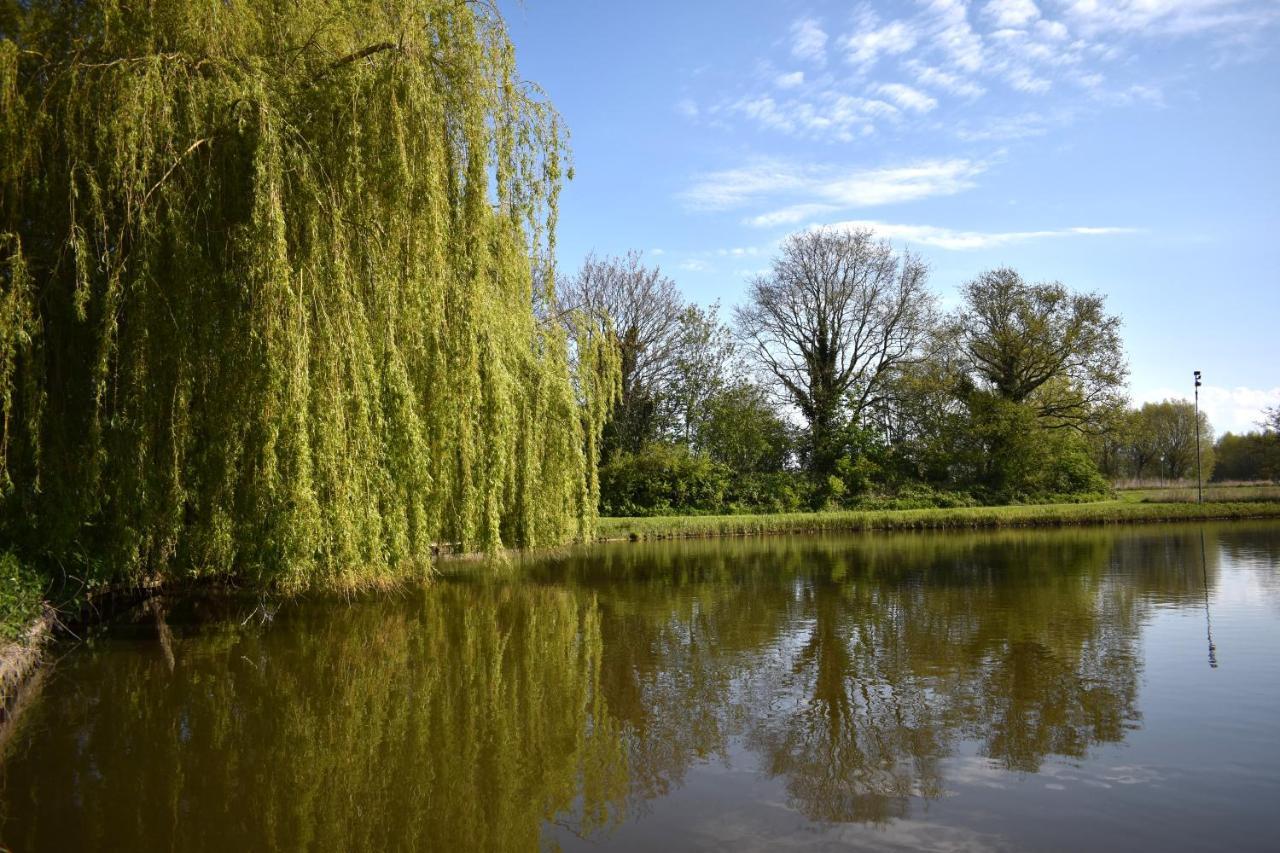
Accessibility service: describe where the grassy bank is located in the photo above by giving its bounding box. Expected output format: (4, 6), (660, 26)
(596, 499), (1280, 541)
(1117, 483), (1280, 504)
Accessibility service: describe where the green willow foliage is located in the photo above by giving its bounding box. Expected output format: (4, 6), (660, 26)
(0, 0), (619, 591)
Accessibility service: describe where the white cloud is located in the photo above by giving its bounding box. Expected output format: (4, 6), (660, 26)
(818, 220), (1137, 250)
(681, 159), (807, 210)
(791, 17), (828, 63)
(984, 0), (1040, 29)
(955, 111), (1054, 141)
(841, 19), (918, 67)
(774, 70), (805, 89)
(678, 258), (712, 273)
(875, 82), (939, 112)
(1035, 18), (1070, 40)
(745, 203), (841, 228)
(675, 98), (699, 119)
(927, 0), (987, 72)
(709, 0), (1273, 151)
(1094, 83), (1165, 106)
(907, 61), (986, 97)
(684, 157), (987, 216)
(1138, 385), (1280, 435)
(728, 95), (798, 134)
(1006, 66), (1052, 93)
(1061, 0), (1279, 37)
(822, 159), (985, 206)
(721, 91), (900, 141)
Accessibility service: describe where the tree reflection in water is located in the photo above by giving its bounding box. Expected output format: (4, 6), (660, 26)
(2, 525), (1250, 850)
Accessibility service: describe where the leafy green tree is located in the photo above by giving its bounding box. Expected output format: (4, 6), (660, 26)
(1129, 400), (1214, 481)
(1088, 406), (1138, 480)
(698, 382), (793, 474)
(963, 393), (1109, 501)
(955, 268), (1126, 430)
(668, 302), (736, 448)
(0, 0), (615, 589)
(862, 339), (970, 489)
(907, 268), (1125, 500)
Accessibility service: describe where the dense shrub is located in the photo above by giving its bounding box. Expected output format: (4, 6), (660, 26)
(724, 472), (808, 514)
(598, 445), (731, 516)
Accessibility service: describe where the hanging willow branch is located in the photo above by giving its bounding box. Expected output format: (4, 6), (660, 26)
(140, 137), (213, 206)
(0, 0), (617, 592)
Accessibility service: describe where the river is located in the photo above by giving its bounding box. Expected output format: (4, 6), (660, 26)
(2, 522), (1278, 851)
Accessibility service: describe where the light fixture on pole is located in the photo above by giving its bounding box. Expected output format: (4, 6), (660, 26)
(1194, 370), (1203, 504)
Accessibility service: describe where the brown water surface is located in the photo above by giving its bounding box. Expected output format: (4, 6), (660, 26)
(2, 522), (1278, 851)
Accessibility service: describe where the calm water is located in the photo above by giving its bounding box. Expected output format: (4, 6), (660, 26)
(3, 523), (1279, 851)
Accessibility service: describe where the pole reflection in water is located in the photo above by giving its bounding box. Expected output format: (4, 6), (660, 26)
(1201, 527), (1219, 669)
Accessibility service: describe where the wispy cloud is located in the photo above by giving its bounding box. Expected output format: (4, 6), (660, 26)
(926, 0), (987, 72)
(746, 204), (842, 228)
(717, 0), (1275, 147)
(683, 158), (987, 217)
(841, 18), (919, 68)
(790, 18), (828, 64)
(675, 98), (698, 119)
(720, 92), (897, 141)
(774, 70), (805, 89)
(1061, 0), (1280, 38)
(821, 220), (1139, 250)
(681, 159), (808, 211)
(983, 0), (1040, 29)
(1005, 66), (1052, 93)
(954, 110), (1055, 141)
(876, 82), (939, 112)
(906, 60), (986, 97)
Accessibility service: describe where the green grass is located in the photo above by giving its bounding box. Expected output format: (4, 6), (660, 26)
(596, 499), (1280, 541)
(0, 552), (45, 644)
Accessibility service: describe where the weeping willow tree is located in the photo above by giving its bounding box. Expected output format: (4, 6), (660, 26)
(0, 0), (619, 592)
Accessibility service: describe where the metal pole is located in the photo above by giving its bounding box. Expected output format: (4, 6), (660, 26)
(1194, 371), (1203, 504)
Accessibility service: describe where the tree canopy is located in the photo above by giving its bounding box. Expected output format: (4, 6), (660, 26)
(954, 269), (1126, 427)
(0, 0), (617, 591)
(735, 227), (934, 480)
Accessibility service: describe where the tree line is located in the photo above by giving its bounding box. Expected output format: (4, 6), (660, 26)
(1212, 406), (1280, 483)
(564, 229), (1277, 516)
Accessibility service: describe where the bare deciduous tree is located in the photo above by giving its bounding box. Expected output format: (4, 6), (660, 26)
(735, 227), (935, 476)
(559, 252), (685, 456)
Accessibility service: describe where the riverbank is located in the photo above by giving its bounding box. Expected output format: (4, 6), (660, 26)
(596, 499), (1280, 541)
(0, 607), (53, 729)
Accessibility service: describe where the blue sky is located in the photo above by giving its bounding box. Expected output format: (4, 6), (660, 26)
(502, 0), (1280, 434)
